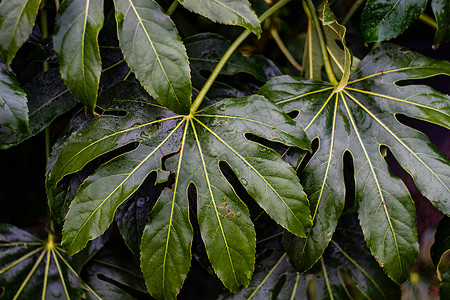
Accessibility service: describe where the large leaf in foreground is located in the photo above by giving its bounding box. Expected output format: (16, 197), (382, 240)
(54, 0), (104, 111)
(178, 0), (261, 37)
(0, 0), (41, 66)
(47, 83), (311, 298)
(114, 0), (191, 114)
(0, 62), (28, 133)
(0, 224), (99, 299)
(361, 0), (427, 43)
(260, 43), (450, 283)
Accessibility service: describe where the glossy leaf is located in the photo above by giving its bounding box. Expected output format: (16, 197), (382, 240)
(0, 69), (77, 149)
(361, 0), (427, 43)
(0, 224), (99, 299)
(177, 0), (261, 37)
(0, 62), (28, 133)
(260, 43), (450, 283)
(114, 0), (191, 114)
(432, 0), (450, 47)
(47, 81), (311, 298)
(53, 0), (104, 112)
(224, 214), (400, 299)
(0, 0), (41, 66)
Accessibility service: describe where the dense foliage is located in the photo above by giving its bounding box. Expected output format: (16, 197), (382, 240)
(0, 0), (449, 299)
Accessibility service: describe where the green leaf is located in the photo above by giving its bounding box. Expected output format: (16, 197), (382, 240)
(0, 69), (77, 149)
(114, 0), (191, 114)
(303, 2), (358, 84)
(177, 0), (261, 37)
(48, 81), (311, 298)
(442, 267), (450, 298)
(260, 43), (450, 283)
(0, 62), (28, 133)
(431, 0), (450, 47)
(82, 240), (148, 300)
(0, 224), (99, 299)
(361, 0), (427, 43)
(0, 0), (41, 66)
(53, 0), (104, 112)
(224, 214), (400, 299)
(115, 174), (165, 254)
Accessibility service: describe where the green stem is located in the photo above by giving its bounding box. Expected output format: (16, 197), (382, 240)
(40, 1), (51, 162)
(303, 0), (337, 85)
(167, 0), (179, 16)
(342, 0), (365, 25)
(418, 13), (438, 30)
(189, 0), (293, 114)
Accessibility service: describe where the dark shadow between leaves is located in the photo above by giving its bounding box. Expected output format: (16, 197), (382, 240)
(96, 273), (152, 300)
(395, 75), (450, 95)
(343, 150), (356, 211)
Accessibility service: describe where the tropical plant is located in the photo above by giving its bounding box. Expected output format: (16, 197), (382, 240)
(0, 0), (449, 299)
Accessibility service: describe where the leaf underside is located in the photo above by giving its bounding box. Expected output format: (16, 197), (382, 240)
(431, 0), (450, 47)
(177, 0), (261, 37)
(260, 43), (450, 283)
(47, 82), (311, 298)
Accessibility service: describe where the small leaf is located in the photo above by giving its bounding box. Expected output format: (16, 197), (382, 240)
(0, 0), (41, 66)
(114, 0), (191, 114)
(361, 0), (427, 42)
(54, 0), (104, 111)
(260, 43), (450, 283)
(0, 224), (97, 299)
(431, 216), (450, 296)
(431, 0), (450, 47)
(0, 69), (77, 149)
(0, 62), (28, 134)
(303, 2), (358, 84)
(177, 0), (261, 37)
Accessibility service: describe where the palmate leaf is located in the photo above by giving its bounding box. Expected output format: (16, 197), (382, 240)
(0, 0), (41, 67)
(54, 0), (104, 112)
(0, 62), (28, 133)
(360, 0), (427, 43)
(0, 224), (99, 299)
(431, 0), (450, 47)
(177, 0), (261, 37)
(259, 43), (450, 283)
(46, 82), (312, 299)
(222, 214), (400, 299)
(114, 0), (191, 114)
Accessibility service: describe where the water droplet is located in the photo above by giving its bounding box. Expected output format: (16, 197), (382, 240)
(444, 199), (448, 203)
(217, 105), (225, 111)
(326, 232), (332, 238)
(380, 263), (384, 268)
(260, 147), (267, 152)
(241, 179), (248, 186)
